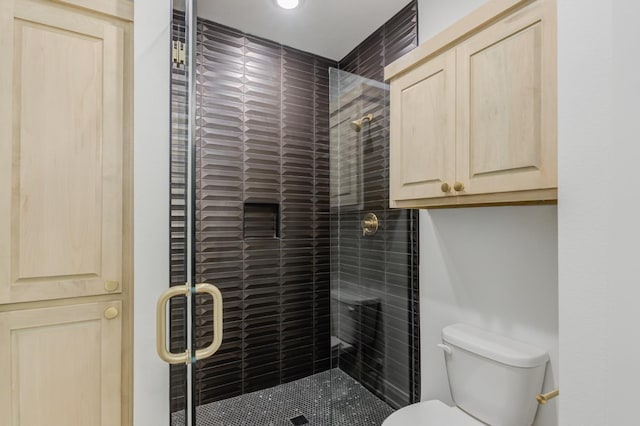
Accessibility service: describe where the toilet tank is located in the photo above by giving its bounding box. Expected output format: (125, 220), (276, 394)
(442, 324), (549, 426)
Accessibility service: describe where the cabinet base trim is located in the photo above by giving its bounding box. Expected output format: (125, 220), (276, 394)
(390, 188), (557, 209)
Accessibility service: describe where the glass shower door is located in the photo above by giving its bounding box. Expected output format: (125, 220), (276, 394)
(162, 2), (224, 425)
(162, 3), (418, 425)
(171, 0), (333, 424)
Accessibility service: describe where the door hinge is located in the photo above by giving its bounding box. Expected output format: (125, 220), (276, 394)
(172, 40), (186, 68)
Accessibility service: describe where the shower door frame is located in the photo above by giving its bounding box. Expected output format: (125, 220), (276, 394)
(162, 0), (200, 424)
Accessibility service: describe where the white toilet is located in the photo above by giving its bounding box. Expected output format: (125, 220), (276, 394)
(383, 324), (549, 426)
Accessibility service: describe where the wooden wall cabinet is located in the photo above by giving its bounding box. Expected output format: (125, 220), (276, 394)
(0, 0), (132, 424)
(0, 0), (125, 304)
(387, 0), (557, 208)
(0, 301), (123, 425)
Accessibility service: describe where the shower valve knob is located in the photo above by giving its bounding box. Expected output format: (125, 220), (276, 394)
(361, 213), (379, 237)
(441, 182), (451, 193)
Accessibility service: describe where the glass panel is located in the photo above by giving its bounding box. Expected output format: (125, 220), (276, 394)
(329, 67), (420, 424)
(170, 2), (192, 425)
(187, 5), (334, 424)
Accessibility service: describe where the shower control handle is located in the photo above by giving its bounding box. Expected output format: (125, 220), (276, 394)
(437, 343), (453, 355)
(441, 182), (451, 193)
(361, 213), (379, 237)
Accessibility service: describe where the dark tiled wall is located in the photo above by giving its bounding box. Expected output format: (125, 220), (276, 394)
(333, 1), (420, 408)
(171, 1), (420, 412)
(171, 13), (337, 411)
(340, 1), (419, 81)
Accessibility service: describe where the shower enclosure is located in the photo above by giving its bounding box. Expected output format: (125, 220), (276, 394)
(161, 2), (419, 424)
(329, 68), (420, 416)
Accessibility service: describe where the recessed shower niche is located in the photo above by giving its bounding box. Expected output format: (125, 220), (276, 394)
(243, 203), (281, 239)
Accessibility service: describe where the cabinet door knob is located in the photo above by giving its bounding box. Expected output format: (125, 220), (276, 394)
(104, 281), (119, 292)
(441, 182), (451, 193)
(454, 182), (465, 192)
(104, 307), (119, 320)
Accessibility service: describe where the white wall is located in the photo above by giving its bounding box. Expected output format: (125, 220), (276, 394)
(558, 1), (640, 425)
(608, 4), (640, 423)
(417, 1), (559, 425)
(418, 0), (487, 40)
(419, 207), (558, 425)
(133, 0), (172, 424)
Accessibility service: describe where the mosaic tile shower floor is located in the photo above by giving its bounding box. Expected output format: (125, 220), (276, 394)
(171, 368), (395, 426)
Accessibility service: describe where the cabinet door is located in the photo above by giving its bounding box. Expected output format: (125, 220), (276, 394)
(390, 50), (456, 205)
(0, 0), (124, 303)
(0, 301), (122, 425)
(456, 0), (556, 195)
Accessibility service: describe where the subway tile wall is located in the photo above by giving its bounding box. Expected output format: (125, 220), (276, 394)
(171, 12), (336, 411)
(170, 0), (419, 412)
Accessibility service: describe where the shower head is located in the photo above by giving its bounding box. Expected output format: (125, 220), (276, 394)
(350, 114), (374, 132)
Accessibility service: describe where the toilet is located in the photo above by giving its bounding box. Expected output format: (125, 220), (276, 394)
(383, 324), (549, 426)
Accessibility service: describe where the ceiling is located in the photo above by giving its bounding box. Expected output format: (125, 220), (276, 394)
(192, 0), (414, 60)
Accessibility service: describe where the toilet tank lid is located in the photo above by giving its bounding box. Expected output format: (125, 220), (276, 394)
(442, 324), (549, 368)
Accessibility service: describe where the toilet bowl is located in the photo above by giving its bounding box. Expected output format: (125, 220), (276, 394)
(383, 400), (484, 425)
(383, 324), (549, 426)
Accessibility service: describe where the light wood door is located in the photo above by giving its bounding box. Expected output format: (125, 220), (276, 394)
(0, 301), (122, 426)
(0, 0), (125, 304)
(390, 50), (456, 205)
(455, 0), (557, 195)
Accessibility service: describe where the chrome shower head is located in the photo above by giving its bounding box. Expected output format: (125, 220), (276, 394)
(350, 114), (374, 132)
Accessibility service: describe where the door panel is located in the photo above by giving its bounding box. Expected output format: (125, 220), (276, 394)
(0, 301), (122, 426)
(390, 50), (456, 203)
(0, 0), (125, 303)
(456, 0), (557, 194)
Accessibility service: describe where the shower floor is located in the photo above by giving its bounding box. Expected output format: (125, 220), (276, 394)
(171, 368), (395, 426)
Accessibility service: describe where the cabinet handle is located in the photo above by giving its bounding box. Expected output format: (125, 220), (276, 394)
(104, 306), (119, 320)
(104, 280), (119, 292)
(454, 182), (465, 192)
(441, 182), (451, 193)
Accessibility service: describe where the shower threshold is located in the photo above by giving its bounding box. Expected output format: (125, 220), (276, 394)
(171, 368), (395, 426)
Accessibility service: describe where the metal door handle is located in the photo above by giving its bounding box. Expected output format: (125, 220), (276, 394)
(156, 284), (190, 364)
(194, 283), (224, 361)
